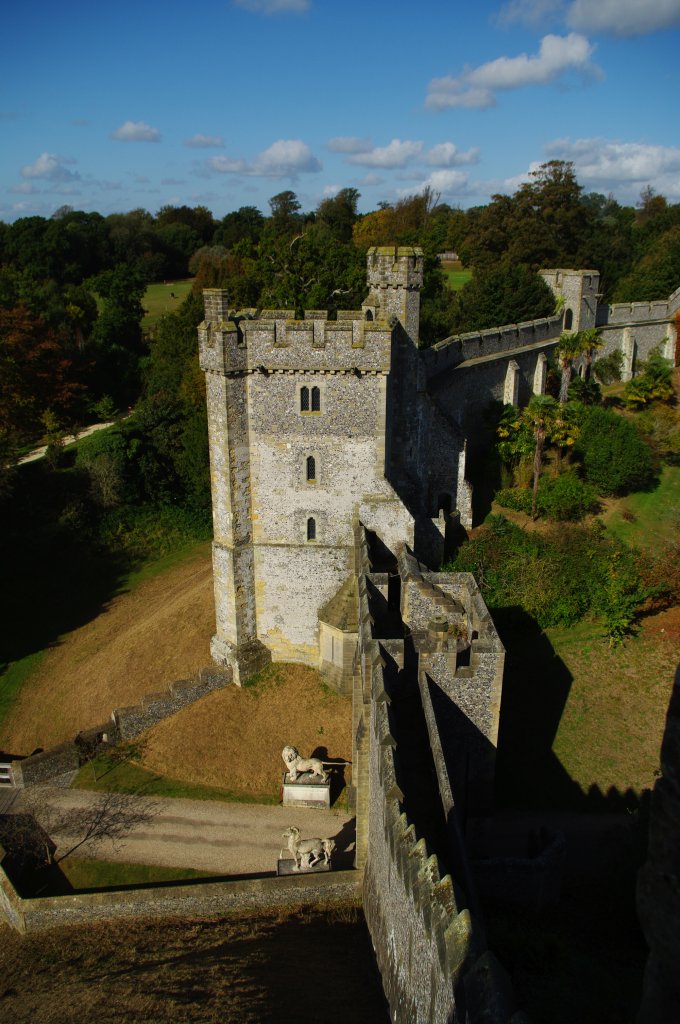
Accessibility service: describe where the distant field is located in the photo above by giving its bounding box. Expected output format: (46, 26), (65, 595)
(141, 278), (194, 327)
(441, 260), (472, 292)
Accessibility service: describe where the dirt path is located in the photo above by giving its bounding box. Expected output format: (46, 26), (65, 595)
(0, 545), (215, 755)
(26, 788), (355, 875)
(18, 420), (117, 464)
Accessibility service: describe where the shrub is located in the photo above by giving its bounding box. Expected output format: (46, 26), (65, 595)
(574, 407), (654, 494)
(495, 487), (533, 514)
(537, 473), (600, 521)
(636, 403), (680, 463)
(592, 350), (623, 384)
(624, 350), (674, 408)
(446, 515), (647, 643)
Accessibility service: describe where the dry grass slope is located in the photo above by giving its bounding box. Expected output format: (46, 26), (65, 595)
(0, 546), (215, 754)
(139, 664), (353, 800)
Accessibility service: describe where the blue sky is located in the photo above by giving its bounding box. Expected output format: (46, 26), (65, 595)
(1, 0), (679, 222)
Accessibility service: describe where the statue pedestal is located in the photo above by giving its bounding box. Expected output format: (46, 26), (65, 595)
(282, 772), (331, 809)
(277, 858), (331, 876)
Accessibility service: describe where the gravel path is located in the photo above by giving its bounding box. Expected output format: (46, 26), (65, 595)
(26, 788), (356, 875)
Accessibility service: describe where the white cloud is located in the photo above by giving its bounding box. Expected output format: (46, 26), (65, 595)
(233, 0), (309, 13)
(567, 0), (680, 36)
(545, 137), (680, 186)
(396, 169), (469, 200)
(204, 139), (321, 179)
(425, 143), (480, 167)
(9, 182), (39, 194)
(421, 170), (470, 196)
(185, 134), (224, 148)
(254, 138), (321, 176)
(20, 152), (80, 181)
(497, 0), (564, 29)
(498, 0), (680, 36)
(322, 184), (341, 197)
(426, 33), (599, 110)
(326, 136), (372, 154)
(111, 120), (161, 142)
(347, 139), (423, 169)
(206, 155), (249, 174)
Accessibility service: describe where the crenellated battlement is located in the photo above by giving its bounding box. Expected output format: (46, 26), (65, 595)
(423, 313), (563, 379)
(366, 245), (424, 290)
(603, 297), (675, 324)
(198, 293), (393, 374)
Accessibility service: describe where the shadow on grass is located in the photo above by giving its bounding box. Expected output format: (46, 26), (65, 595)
(494, 606), (648, 816)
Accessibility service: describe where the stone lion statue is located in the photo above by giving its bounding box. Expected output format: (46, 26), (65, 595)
(282, 745), (328, 782)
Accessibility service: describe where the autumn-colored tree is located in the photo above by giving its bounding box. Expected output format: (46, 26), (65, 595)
(0, 305), (85, 445)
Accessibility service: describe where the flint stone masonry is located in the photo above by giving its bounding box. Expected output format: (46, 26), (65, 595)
(346, 526), (516, 1022)
(113, 666), (232, 740)
(8, 667), (232, 788)
(198, 247), (678, 1020)
(0, 853), (358, 933)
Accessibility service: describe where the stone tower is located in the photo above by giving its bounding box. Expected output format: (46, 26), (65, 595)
(198, 250), (419, 684)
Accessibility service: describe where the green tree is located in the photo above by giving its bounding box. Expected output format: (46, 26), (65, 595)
(523, 394), (560, 517)
(574, 406), (654, 494)
(212, 206), (264, 250)
(449, 264), (555, 333)
(268, 191), (302, 237)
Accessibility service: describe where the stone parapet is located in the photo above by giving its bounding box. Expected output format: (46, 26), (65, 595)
(0, 855), (360, 933)
(423, 315), (563, 381)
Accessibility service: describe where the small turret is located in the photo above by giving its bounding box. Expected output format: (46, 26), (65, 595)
(366, 246), (423, 345)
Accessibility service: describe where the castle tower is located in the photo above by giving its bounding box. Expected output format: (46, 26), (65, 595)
(365, 245), (423, 345)
(198, 297), (271, 685)
(199, 281), (414, 684)
(540, 268), (600, 333)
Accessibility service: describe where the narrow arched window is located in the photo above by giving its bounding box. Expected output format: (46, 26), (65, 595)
(311, 386), (321, 412)
(307, 517), (316, 541)
(306, 455), (316, 482)
(365, 309), (373, 321)
(564, 308), (573, 330)
(300, 386), (310, 412)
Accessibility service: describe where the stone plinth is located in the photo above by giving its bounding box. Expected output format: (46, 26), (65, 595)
(282, 772), (331, 809)
(277, 858), (331, 876)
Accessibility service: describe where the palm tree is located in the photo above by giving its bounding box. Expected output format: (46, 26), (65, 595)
(556, 328), (604, 401)
(523, 394), (559, 517)
(556, 331), (585, 404)
(580, 328), (603, 381)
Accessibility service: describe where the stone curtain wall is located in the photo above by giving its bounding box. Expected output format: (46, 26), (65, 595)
(113, 666), (231, 740)
(361, 642), (520, 1024)
(10, 667), (232, 787)
(0, 852), (359, 934)
(595, 285), (680, 373)
(355, 540), (519, 1024)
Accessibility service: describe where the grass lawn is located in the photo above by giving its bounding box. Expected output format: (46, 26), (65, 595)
(603, 463), (680, 551)
(73, 756), (279, 805)
(0, 651), (46, 745)
(495, 608), (677, 810)
(60, 857), (214, 890)
(141, 278), (194, 327)
(443, 266), (472, 291)
(0, 537), (211, 740)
